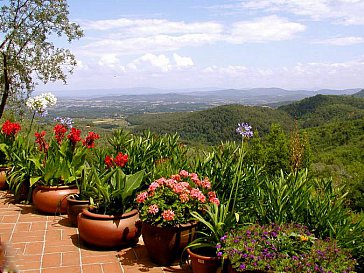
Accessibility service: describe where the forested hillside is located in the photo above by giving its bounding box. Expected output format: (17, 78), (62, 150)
(127, 94), (364, 211)
(278, 94), (364, 127)
(353, 89), (364, 98)
(127, 104), (293, 145)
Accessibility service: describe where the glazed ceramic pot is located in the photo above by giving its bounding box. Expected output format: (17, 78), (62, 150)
(66, 194), (90, 227)
(142, 221), (197, 266)
(78, 208), (142, 248)
(187, 248), (221, 273)
(32, 184), (79, 214)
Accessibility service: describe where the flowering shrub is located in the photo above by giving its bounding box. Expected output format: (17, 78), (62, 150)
(220, 223), (357, 273)
(31, 123), (100, 186)
(1, 120), (21, 139)
(83, 153), (144, 215)
(26, 92), (57, 116)
(0, 120), (22, 164)
(136, 170), (219, 227)
(104, 152), (128, 168)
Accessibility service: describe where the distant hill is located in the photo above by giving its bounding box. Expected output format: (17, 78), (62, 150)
(127, 104), (294, 145)
(353, 89), (364, 98)
(278, 94), (364, 128)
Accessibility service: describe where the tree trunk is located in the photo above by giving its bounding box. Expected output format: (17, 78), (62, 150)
(0, 53), (10, 119)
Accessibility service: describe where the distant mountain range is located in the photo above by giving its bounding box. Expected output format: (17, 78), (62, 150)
(47, 87), (361, 100)
(50, 87), (363, 118)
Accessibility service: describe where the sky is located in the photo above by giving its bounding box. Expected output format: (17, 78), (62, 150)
(39, 0), (364, 92)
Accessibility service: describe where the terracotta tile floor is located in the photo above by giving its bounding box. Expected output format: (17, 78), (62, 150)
(0, 190), (190, 273)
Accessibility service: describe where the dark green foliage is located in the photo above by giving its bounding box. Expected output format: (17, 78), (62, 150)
(278, 94), (364, 128)
(127, 104), (294, 145)
(264, 124), (290, 175)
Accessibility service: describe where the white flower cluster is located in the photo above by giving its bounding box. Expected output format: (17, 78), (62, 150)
(26, 92), (57, 114)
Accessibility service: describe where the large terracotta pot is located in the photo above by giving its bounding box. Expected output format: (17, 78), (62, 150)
(187, 248), (221, 273)
(142, 221), (197, 266)
(66, 194), (90, 227)
(0, 167), (9, 190)
(32, 185), (79, 214)
(78, 209), (142, 248)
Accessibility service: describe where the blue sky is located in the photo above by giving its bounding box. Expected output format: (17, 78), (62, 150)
(40, 0), (364, 92)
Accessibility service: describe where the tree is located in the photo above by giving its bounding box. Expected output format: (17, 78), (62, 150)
(0, 0), (83, 118)
(264, 123), (290, 175)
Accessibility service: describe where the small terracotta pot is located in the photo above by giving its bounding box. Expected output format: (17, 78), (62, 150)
(187, 248), (221, 273)
(32, 185), (79, 214)
(78, 209), (142, 248)
(142, 221), (197, 266)
(66, 194), (90, 227)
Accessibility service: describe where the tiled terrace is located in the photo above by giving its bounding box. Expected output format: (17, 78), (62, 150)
(0, 190), (190, 273)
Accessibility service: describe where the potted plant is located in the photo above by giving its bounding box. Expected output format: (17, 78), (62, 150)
(136, 170), (220, 266)
(31, 123), (99, 214)
(66, 165), (95, 227)
(220, 223), (357, 273)
(185, 200), (239, 273)
(77, 152), (145, 249)
(0, 120), (21, 190)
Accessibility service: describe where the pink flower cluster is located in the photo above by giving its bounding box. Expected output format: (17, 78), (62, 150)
(136, 170), (220, 224)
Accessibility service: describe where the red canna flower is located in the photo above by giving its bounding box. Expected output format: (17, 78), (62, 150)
(1, 120), (21, 137)
(104, 155), (114, 168)
(82, 131), (100, 149)
(54, 124), (67, 144)
(67, 128), (82, 144)
(35, 131), (49, 152)
(114, 152), (128, 167)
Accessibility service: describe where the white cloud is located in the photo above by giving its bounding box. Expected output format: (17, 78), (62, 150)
(98, 54), (121, 68)
(313, 36), (364, 46)
(77, 16), (305, 58)
(127, 53), (194, 72)
(81, 18), (223, 34)
(173, 54), (194, 68)
(129, 53), (171, 72)
(227, 15), (305, 43)
(81, 33), (221, 56)
(236, 0), (364, 25)
(199, 58), (364, 89)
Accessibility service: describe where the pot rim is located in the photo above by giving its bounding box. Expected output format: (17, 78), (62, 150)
(81, 208), (138, 220)
(35, 184), (78, 190)
(187, 247), (220, 260)
(142, 220), (198, 230)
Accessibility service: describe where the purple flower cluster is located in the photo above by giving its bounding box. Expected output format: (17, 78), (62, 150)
(219, 223), (356, 272)
(54, 116), (73, 129)
(235, 122), (253, 139)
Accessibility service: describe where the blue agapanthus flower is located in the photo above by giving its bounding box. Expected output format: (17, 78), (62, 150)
(54, 116), (73, 129)
(236, 122), (253, 139)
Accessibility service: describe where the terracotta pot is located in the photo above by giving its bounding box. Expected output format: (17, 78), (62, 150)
(32, 185), (79, 214)
(78, 208), (142, 248)
(187, 248), (221, 273)
(0, 167), (9, 190)
(142, 221), (197, 266)
(66, 194), (90, 227)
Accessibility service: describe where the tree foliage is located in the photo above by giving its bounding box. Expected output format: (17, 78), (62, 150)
(0, 0), (83, 117)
